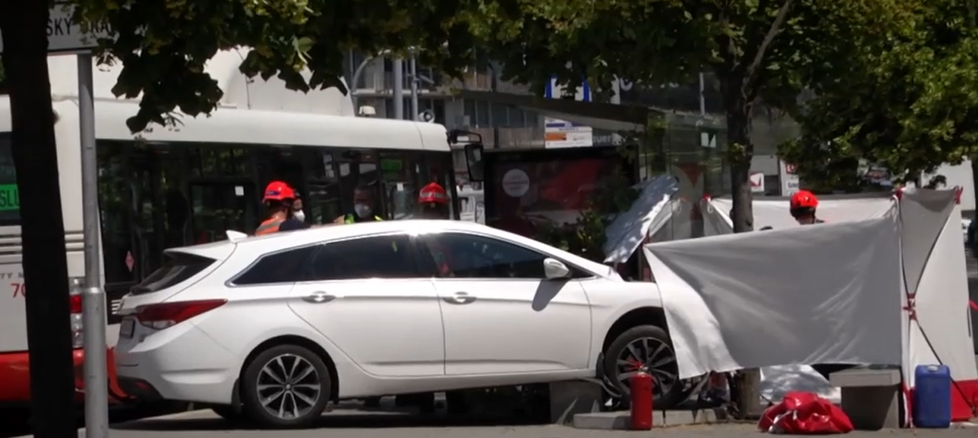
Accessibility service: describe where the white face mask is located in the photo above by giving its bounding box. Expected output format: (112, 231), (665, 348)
(354, 203), (372, 218)
(292, 210), (306, 222)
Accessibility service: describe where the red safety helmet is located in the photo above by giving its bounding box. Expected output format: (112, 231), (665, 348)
(418, 182), (449, 205)
(789, 190), (818, 218)
(263, 181), (296, 202)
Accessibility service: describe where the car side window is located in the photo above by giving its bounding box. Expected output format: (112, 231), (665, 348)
(233, 245), (319, 285)
(308, 235), (419, 280)
(420, 233), (552, 279)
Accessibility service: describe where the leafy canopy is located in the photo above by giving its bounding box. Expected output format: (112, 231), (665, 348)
(464, 0), (903, 231)
(780, 0), (978, 186)
(71, 0), (480, 132)
(466, 0), (897, 110)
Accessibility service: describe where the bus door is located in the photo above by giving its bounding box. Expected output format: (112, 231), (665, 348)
(188, 181), (258, 243)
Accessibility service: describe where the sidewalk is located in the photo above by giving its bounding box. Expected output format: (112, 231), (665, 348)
(94, 409), (978, 438)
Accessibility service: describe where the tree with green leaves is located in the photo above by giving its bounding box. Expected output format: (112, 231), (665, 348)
(779, 1), (978, 192)
(0, 1), (476, 436)
(465, 0), (909, 417)
(469, 0), (906, 233)
(73, 0), (480, 132)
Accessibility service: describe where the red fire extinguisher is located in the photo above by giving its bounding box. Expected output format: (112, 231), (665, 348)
(630, 365), (654, 430)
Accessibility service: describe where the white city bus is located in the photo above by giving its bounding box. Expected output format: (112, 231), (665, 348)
(0, 52), (463, 406)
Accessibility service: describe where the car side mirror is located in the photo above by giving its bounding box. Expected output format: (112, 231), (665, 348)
(543, 258), (571, 279)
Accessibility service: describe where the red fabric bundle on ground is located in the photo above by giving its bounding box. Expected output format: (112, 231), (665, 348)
(758, 391), (854, 434)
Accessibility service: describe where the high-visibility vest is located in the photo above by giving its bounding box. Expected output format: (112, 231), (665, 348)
(344, 214), (383, 224)
(255, 218), (285, 235)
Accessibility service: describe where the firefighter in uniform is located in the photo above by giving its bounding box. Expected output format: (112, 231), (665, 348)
(789, 190), (824, 225)
(416, 182), (472, 414)
(790, 190), (847, 380)
(255, 181), (297, 235)
(418, 182), (454, 276)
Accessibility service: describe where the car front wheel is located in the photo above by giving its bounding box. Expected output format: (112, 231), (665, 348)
(241, 344), (331, 428)
(603, 325), (691, 409)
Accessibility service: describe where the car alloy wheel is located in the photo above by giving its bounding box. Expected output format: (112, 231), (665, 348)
(255, 354), (323, 420)
(615, 336), (679, 399)
(604, 325), (692, 409)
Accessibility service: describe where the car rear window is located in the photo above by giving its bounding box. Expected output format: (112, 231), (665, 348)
(130, 253), (215, 296)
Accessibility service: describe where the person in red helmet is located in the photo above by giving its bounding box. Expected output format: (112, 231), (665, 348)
(384, 182), (455, 414)
(417, 182), (451, 219)
(413, 183), (472, 414)
(789, 189), (847, 380)
(255, 181), (297, 235)
(789, 190), (824, 225)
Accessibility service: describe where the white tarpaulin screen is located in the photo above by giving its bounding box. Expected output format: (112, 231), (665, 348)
(700, 195), (898, 401)
(703, 195), (894, 235)
(650, 189), (978, 423)
(644, 212), (904, 379)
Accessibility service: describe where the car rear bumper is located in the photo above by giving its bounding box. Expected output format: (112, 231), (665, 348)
(114, 322), (238, 405)
(0, 348), (127, 406)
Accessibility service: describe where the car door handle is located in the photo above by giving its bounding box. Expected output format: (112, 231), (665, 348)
(443, 292), (476, 305)
(302, 291), (336, 304)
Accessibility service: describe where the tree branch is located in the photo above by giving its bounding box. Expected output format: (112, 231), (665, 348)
(744, 0), (795, 96)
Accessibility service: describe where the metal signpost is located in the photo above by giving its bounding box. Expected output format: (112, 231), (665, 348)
(409, 55), (419, 121)
(0, 4), (114, 438)
(392, 58), (404, 119)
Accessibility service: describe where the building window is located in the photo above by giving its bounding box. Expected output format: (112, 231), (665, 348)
(476, 101), (490, 127)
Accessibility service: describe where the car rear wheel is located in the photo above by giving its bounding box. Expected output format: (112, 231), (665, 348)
(241, 344), (330, 428)
(603, 325), (691, 409)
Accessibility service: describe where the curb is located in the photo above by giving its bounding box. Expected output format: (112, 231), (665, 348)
(573, 409), (728, 430)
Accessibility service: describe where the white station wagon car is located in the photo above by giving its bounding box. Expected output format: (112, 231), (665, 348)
(114, 220), (682, 427)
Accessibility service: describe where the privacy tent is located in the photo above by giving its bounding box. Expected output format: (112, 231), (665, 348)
(647, 189), (977, 425)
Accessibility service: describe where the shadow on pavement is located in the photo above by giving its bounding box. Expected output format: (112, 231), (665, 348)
(0, 402), (190, 438)
(114, 412), (547, 432)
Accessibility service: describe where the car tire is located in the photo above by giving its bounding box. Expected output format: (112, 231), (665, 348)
(211, 405), (249, 424)
(603, 325), (691, 409)
(241, 344), (331, 428)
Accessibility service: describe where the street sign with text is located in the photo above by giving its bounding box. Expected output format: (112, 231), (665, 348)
(0, 3), (114, 54)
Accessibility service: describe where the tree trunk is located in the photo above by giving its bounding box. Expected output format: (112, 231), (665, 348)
(722, 74), (762, 419)
(724, 81), (755, 233)
(0, 2), (79, 437)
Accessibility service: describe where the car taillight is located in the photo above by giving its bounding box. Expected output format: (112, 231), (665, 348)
(70, 294), (83, 314)
(69, 278), (83, 349)
(135, 299), (227, 330)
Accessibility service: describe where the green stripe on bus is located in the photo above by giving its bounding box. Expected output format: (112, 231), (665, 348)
(0, 184), (18, 211)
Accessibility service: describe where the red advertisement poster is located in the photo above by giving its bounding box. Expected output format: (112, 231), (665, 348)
(487, 157), (620, 237)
